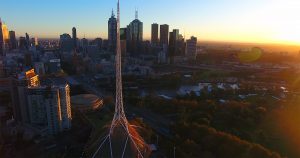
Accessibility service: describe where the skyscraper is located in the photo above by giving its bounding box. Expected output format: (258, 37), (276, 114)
(169, 29), (180, 63)
(120, 28), (127, 55)
(10, 69), (40, 123)
(27, 84), (72, 135)
(0, 59), (4, 77)
(120, 28), (127, 40)
(58, 84), (72, 130)
(81, 38), (88, 54)
(176, 34), (186, 56)
(2, 23), (9, 51)
(59, 33), (73, 52)
(72, 27), (77, 50)
(92, 38), (103, 50)
(127, 10), (143, 54)
(186, 36), (197, 60)
(108, 10), (117, 52)
(160, 24), (169, 47)
(9, 31), (17, 50)
(0, 18), (3, 56)
(151, 23), (159, 45)
(169, 29), (179, 54)
(25, 33), (30, 48)
(19, 37), (27, 50)
(34, 37), (38, 46)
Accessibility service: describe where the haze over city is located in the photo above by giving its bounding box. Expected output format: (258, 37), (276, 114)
(1, 0), (300, 45)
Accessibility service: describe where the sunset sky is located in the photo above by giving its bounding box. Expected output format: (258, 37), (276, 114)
(1, 0), (300, 45)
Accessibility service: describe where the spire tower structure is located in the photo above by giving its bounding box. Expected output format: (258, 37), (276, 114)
(92, 0), (149, 157)
(135, 8), (138, 19)
(0, 18), (4, 56)
(112, 8), (115, 17)
(112, 0), (126, 129)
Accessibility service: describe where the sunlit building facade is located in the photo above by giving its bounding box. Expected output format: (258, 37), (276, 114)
(2, 23), (9, 51)
(0, 19), (4, 56)
(24, 68), (40, 87)
(11, 68), (41, 123)
(59, 84), (72, 130)
(27, 84), (72, 135)
(31, 37), (38, 46)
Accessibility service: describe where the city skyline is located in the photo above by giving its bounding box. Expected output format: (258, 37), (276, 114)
(1, 0), (300, 45)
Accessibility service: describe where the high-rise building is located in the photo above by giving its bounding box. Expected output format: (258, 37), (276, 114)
(58, 84), (72, 130)
(158, 44), (168, 64)
(25, 33), (30, 49)
(72, 27), (77, 50)
(9, 31), (17, 50)
(0, 59), (4, 77)
(59, 33), (73, 52)
(21, 68), (40, 87)
(24, 52), (32, 67)
(108, 10), (117, 52)
(151, 23), (159, 46)
(34, 62), (45, 75)
(169, 29), (180, 63)
(0, 18), (3, 56)
(2, 23), (9, 51)
(92, 38), (103, 50)
(19, 37), (27, 50)
(176, 34), (186, 56)
(127, 10), (143, 54)
(120, 28), (127, 55)
(10, 69), (40, 123)
(31, 37), (38, 46)
(102, 39), (108, 50)
(27, 84), (72, 135)
(169, 30), (180, 49)
(169, 32), (185, 57)
(186, 36), (197, 60)
(81, 38), (89, 54)
(120, 28), (127, 40)
(11, 68), (72, 135)
(160, 24), (169, 47)
(168, 30), (176, 53)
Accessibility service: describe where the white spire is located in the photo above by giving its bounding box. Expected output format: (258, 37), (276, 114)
(92, 0), (149, 157)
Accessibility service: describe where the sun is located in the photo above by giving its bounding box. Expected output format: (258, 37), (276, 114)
(267, 0), (300, 45)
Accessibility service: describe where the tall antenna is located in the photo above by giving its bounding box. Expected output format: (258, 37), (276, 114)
(135, 8), (138, 19)
(91, 0), (149, 157)
(112, 8), (115, 17)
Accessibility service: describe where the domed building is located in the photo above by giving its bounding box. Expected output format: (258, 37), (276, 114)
(71, 94), (103, 112)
